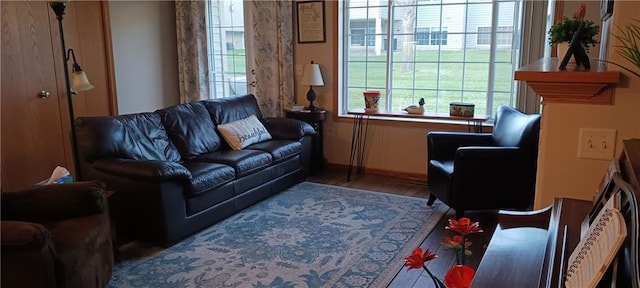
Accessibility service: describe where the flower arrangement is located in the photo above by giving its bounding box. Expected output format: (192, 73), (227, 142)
(548, 4), (600, 51)
(404, 217), (483, 288)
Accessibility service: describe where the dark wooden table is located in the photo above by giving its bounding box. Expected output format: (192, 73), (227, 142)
(284, 109), (326, 174)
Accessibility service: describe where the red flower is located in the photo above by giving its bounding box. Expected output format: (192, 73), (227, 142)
(576, 3), (586, 20)
(444, 265), (475, 288)
(441, 235), (471, 250)
(403, 247), (438, 270)
(445, 218), (483, 235)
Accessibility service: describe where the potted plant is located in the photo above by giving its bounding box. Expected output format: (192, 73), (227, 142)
(610, 19), (640, 78)
(548, 4), (600, 56)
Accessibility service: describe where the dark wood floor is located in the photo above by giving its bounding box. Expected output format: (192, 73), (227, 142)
(307, 167), (499, 288)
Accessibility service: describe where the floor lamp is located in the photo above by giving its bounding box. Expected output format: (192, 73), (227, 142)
(50, 1), (94, 181)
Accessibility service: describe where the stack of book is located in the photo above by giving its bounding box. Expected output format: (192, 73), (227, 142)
(285, 105), (305, 112)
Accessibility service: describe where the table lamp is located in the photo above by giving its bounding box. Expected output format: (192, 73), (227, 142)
(301, 61), (324, 110)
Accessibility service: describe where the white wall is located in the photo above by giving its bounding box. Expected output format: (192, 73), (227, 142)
(109, 1), (179, 114)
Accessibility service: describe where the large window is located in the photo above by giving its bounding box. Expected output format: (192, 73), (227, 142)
(339, 0), (525, 117)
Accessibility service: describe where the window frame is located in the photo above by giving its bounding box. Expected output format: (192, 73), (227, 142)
(337, 0), (545, 121)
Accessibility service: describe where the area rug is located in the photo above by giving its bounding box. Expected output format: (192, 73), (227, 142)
(107, 182), (447, 288)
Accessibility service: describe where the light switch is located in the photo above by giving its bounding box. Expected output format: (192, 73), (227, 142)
(577, 128), (616, 160)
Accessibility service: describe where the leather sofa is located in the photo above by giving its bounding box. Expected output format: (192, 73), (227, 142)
(75, 94), (315, 245)
(1, 181), (113, 288)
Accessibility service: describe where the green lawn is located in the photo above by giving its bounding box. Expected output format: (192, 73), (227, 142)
(347, 49), (516, 116)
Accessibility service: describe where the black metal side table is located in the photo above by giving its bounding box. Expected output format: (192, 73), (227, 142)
(284, 109), (326, 174)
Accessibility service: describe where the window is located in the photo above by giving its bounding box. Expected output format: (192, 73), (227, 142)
(339, 0), (526, 118)
(205, 0), (251, 98)
(416, 28), (429, 45)
(477, 26), (514, 46)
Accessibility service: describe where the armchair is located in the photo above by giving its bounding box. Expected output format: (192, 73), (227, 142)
(1, 181), (113, 288)
(427, 105), (541, 217)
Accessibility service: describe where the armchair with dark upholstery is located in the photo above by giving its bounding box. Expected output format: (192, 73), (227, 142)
(1, 181), (113, 288)
(427, 105), (541, 217)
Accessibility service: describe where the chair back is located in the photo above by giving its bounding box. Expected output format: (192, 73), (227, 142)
(492, 105), (541, 150)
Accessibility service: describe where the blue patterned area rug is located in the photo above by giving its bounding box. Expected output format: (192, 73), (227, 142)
(108, 182), (447, 288)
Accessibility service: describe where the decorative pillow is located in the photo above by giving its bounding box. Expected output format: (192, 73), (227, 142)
(217, 115), (272, 150)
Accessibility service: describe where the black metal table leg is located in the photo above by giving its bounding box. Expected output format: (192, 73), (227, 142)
(347, 114), (369, 181)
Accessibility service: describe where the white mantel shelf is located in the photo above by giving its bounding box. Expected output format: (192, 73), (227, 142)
(515, 58), (621, 105)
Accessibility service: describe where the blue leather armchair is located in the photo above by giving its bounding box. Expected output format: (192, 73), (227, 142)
(427, 105), (541, 217)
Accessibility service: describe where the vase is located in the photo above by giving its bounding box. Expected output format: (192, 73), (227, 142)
(556, 42), (575, 63)
(363, 91), (381, 112)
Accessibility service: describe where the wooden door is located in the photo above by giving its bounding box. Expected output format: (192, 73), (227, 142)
(1, 1), (116, 191)
(1, 1), (68, 191)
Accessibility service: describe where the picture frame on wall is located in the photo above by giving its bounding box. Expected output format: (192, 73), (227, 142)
(297, 1), (326, 43)
(600, 0), (614, 21)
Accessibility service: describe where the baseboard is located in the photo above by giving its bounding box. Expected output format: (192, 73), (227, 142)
(324, 163), (428, 183)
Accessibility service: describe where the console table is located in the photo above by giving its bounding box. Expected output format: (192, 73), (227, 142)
(346, 109), (489, 181)
(285, 109), (326, 174)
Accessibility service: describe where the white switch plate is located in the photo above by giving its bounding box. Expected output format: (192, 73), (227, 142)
(577, 128), (617, 160)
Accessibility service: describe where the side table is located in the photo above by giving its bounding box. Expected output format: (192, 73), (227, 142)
(284, 109), (326, 174)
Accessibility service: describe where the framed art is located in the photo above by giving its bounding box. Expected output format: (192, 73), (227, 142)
(297, 1), (326, 43)
(600, 0), (614, 21)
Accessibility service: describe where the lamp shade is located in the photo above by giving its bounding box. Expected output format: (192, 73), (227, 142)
(71, 70), (94, 92)
(301, 63), (324, 86)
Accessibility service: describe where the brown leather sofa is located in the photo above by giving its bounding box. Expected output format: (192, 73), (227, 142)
(1, 181), (113, 288)
(75, 94), (315, 246)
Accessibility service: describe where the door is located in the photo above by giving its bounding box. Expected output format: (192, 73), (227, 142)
(205, 0), (256, 98)
(1, 1), (68, 190)
(1, 1), (116, 190)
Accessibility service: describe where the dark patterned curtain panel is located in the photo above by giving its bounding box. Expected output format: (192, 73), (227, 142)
(250, 1), (294, 117)
(175, 0), (209, 103)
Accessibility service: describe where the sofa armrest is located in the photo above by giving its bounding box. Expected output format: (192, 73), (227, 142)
(1, 181), (107, 222)
(427, 131), (494, 161)
(1, 221), (57, 288)
(263, 117), (315, 140)
(92, 158), (192, 181)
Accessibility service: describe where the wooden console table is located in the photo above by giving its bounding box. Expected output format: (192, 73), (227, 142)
(346, 109), (489, 181)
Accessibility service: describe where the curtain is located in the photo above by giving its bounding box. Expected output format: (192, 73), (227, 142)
(174, 1), (294, 114)
(175, 0), (209, 103)
(250, 1), (294, 117)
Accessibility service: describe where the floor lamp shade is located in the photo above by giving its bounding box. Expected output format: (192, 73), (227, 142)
(301, 61), (324, 110)
(71, 69), (94, 92)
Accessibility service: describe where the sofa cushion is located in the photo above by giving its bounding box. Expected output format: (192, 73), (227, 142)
(202, 94), (263, 125)
(246, 140), (301, 163)
(75, 113), (181, 163)
(156, 102), (222, 159)
(192, 150), (272, 178)
(217, 115), (272, 150)
(181, 162), (235, 197)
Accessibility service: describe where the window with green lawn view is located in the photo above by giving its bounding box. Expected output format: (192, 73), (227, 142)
(339, 0), (531, 118)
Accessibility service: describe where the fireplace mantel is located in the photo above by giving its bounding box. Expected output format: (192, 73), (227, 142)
(515, 58), (621, 104)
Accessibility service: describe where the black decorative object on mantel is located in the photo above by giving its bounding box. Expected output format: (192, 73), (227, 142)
(559, 21), (591, 70)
